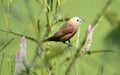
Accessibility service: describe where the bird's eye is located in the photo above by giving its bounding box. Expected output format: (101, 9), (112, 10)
(76, 19), (79, 22)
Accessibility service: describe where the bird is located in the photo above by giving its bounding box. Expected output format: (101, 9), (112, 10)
(43, 17), (83, 46)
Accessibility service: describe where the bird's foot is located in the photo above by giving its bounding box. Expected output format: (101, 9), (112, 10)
(63, 41), (72, 47)
(68, 43), (72, 47)
(68, 40), (72, 47)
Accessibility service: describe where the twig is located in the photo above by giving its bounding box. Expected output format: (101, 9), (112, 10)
(36, 0), (45, 18)
(0, 38), (15, 53)
(0, 29), (38, 43)
(0, 52), (5, 74)
(6, 0), (12, 35)
(58, 0), (65, 22)
(65, 0), (112, 75)
(36, 19), (41, 39)
(92, 0), (112, 31)
(87, 50), (114, 55)
(50, 0), (54, 11)
(69, 47), (78, 75)
(43, 0), (51, 38)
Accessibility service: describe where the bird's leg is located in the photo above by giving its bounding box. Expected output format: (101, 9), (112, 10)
(68, 39), (72, 47)
(63, 41), (67, 45)
(63, 40), (72, 47)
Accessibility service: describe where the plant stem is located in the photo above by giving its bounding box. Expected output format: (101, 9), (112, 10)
(0, 38), (15, 53)
(0, 29), (38, 43)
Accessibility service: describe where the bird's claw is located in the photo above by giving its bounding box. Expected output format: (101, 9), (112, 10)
(68, 43), (72, 47)
(63, 40), (72, 47)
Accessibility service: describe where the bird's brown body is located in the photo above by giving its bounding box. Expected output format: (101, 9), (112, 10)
(44, 22), (78, 42)
(43, 17), (82, 44)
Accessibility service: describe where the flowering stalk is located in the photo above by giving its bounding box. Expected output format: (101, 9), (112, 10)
(85, 25), (93, 50)
(80, 25), (93, 54)
(14, 50), (22, 75)
(20, 36), (28, 67)
(14, 36), (29, 75)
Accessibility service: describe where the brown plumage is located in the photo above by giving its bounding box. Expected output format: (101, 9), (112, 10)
(43, 17), (83, 44)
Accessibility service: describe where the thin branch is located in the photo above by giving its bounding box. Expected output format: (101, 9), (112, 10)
(50, 0), (54, 11)
(92, 0), (112, 31)
(36, 0), (45, 18)
(6, 0), (12, 35)
(0, 38), (15, 53)
(36, 19), (41, 39)
(0, 29), (38, 43)
(0, 53), (5, 74)
(87, 50), (114, 55)
(43, 0), (51, 38)
(58, 0), (65, 22)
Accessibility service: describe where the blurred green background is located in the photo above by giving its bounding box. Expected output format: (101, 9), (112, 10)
(0, 0), (120, 75)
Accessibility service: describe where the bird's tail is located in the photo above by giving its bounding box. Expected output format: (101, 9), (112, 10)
(43, 36), (59, 42)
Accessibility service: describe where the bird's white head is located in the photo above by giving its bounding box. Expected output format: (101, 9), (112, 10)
(68, 17), (83, 25)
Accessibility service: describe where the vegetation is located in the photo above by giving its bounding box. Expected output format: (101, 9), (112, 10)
(0, 0), (120, 75)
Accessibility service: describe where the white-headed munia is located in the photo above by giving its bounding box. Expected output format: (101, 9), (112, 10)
(43, 17), (83, 46)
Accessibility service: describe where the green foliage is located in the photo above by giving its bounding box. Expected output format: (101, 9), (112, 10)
(0, 0), (120, 75)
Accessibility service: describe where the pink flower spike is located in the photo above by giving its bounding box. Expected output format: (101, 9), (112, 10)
(22, 36), (26, 45)
(20, 36), (26, 48)
(14, 50), (22, 75)
(17, 50), (21, 59)
(88, 25), (92, 33)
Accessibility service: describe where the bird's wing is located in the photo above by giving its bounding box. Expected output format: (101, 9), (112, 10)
(53, 23), (74, 38)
